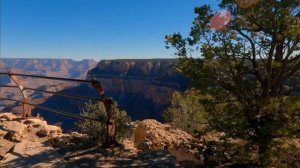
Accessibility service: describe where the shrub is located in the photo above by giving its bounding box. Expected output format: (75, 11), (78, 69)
(75, 100), (131, 144)
(163, 88), (210, 136)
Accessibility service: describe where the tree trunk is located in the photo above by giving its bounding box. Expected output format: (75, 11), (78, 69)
(91, 80), (118, 147)
(258, 136), (272, 166)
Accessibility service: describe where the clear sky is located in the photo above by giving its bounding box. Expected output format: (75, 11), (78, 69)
(1, 0), (218, 61)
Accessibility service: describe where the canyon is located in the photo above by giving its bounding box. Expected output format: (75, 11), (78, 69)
(0, 58), (188, 130)
(0, 58), (97, 115)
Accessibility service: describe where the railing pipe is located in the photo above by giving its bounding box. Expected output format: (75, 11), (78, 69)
(0, 72), (92, 83)
(0, 98), (100, 122)
(24, 87), (100, 101)
(0, 85), (19, 88)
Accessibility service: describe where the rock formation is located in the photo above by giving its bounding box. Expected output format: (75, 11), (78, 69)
(134, 119), (193, 151)
(0, 112), (204, 167)
(0, 113), (62, 166)
(134, 119), (203, 166)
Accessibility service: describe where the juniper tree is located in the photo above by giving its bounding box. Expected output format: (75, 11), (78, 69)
(165, 0), (300, 165)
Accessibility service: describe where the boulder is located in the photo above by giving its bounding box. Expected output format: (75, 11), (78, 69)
(23, 118), (47, 127)
(4, 131), (23, 142)
(1, 153), (19, 163)
(49, 132), (89, 147)
(0, 139), (15, 159)
(0, 113), (17, 121)
(3, 121), (27, 142)
(0, 129), (7, 137)
(4, 121), (27, 133)
(46, 125), (62, 134)
(134, 119), (193, 151)
(36, 125), (62, 137)
(36, 127), (49, 137)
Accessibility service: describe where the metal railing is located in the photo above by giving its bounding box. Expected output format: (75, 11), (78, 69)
(0, 71), (101, 122)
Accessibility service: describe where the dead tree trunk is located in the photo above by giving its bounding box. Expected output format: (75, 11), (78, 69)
(91, 79), (117, 147)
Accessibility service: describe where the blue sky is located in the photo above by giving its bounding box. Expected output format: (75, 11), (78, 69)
(1, 0), (219, 61)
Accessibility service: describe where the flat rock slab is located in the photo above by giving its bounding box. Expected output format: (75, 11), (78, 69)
(0, 129), (7, 137)
(1, 140), (63, 167)
(0, 139), (15, 158)
(64, 146), (177, 167)
(4, 121), (27, 134)
(1, 150), (64, 168)
(13, 140), (53, 156)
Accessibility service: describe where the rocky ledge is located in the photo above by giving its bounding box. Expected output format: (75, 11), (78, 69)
(0, 113), (204, 167)
(0, 113), (63, 167)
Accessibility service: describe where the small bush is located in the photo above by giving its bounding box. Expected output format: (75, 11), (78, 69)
(163, 88), (210, 136)
(75, 100), (131, 144)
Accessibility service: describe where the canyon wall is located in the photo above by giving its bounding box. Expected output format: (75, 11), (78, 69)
(32, 59), (189, 130)
(86, 59), (189, 120)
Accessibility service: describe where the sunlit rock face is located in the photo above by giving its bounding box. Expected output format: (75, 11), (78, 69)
(0, 113), (62, 163)
(134, 119), (194, 151)
(0, 113), (178, 167)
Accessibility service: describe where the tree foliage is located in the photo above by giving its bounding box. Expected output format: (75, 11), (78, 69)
(75, 100), (131, 144)
(163, 89), (210, 136)
(165, 0), (300, 166)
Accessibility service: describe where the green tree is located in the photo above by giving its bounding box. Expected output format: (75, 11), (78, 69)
(75, 100), (131, 144)
(165, 0), (300, 165)
(163, 89), (209, 136)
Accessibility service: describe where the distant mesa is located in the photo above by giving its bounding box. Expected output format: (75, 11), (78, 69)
(0, 58), (97, 78)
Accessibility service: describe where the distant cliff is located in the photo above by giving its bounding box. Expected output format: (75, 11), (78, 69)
(33, 59), (189, 130)
(0, 58), (97, 79)
(0, 58), (97, 113)
(87, 59), (189, 120)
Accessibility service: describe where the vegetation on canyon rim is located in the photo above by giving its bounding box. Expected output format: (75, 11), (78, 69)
(165, 0), (300, 166)
(75, 100), (131, 144)
(163, 88), (210, 137)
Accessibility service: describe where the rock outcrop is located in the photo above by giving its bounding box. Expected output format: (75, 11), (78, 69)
(0, 113), (190, 167)
(0, 113), (62, 166)
(134, 119), (203, 166)
(0, 113), (17, 121)
(134, 119), (193, 151)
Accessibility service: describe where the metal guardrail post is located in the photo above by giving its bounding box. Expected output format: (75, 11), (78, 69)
(8, 71), (32, 117)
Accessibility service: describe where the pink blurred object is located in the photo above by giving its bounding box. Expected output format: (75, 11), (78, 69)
(209, 10), (231, 30)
